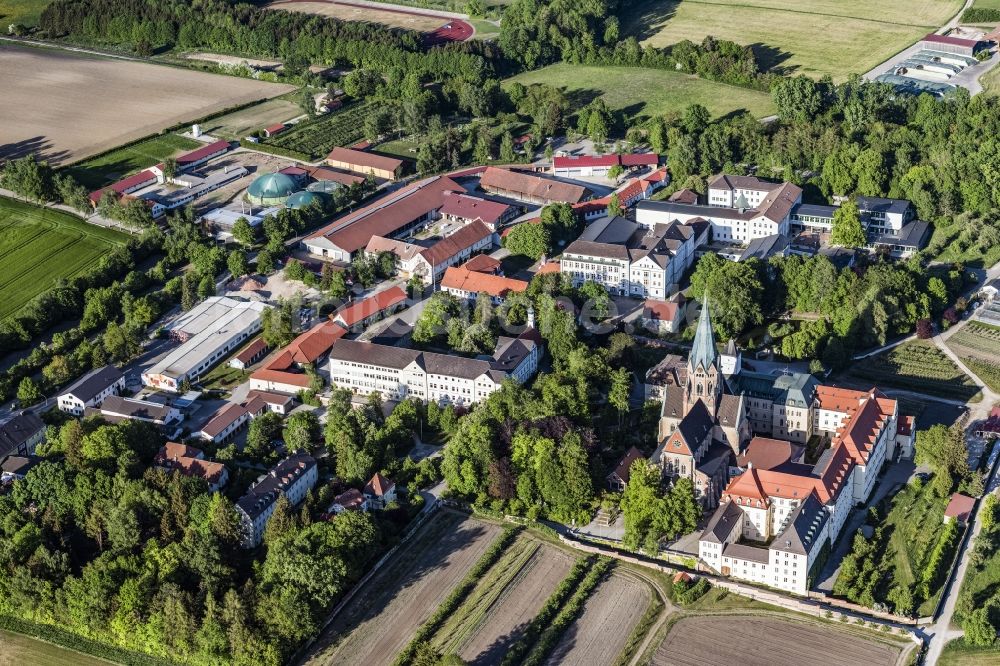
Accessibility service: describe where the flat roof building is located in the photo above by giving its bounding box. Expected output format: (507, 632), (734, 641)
(143, 297), (269, 392)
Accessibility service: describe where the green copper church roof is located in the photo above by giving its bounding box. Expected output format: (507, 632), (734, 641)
(690, 297), (718, 372)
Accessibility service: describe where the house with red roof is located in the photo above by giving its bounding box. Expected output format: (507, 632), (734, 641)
(642, 293), (685, 334)
(945, 492), (976, 524)
(249, 319), (348, 394)
(327, 488), (368, 514)
(363, 473), (397, 508)
(440, 266), (528, 304)
(263, 123), (286, 138)
(155, 442), (229, 492)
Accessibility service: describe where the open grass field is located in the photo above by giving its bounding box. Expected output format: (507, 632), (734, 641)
(505, 64), (776, 121)
(839, 339), (981, 403)
(544, 572), (652, 666)
(64, 134), (200, 190)
(940, 639), (1000, 666)
(0, 44), (294, 165)
(0, 197), (126, 321)
(0, 630), (112, 666)
(652, 615), (901, 666)
(199, 98), (303, 140)
(971, 0), (1000, 11)
(269, 0), (447, 32)
(429, 536), (574, 664)
(303, 510), (502, 666)
(622, 0), (964, 81)
(924, 224), (1000, 268)
(947, 321), (1000, 392)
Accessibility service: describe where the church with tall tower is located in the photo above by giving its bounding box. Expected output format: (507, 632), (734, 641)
(651, 298), (750, 508)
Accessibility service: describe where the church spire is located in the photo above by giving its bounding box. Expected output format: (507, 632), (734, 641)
(690, 296), (719, 373)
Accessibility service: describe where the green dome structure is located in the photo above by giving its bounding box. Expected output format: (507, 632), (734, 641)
(307, 180), (343, 195)
(247, 172), (297, 205)
(285, 190), (324, 210)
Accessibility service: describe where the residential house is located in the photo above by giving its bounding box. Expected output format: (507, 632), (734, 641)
(154, 442), (229, 492)
(1, 455), (41, 485)
(642, 294), (686, 335)
(606, 447), (645, 492)
(328, 488), (368, 513)
(57, 365), (125, 416)
(196, 403), (251, 444)
(0, 413), (45, 458)
(364, 472), (397, 508)
(236, 451), (318, 547)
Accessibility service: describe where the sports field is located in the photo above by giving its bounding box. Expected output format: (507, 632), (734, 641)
(506, 64), (776, 121)
(0, 43), (294, 165)
(0, 197), (126, 320)
(64, 134), (200, 190)
(623, 0), (964, 81)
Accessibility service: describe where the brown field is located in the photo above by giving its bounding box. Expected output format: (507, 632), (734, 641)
(269, 1), (446, 32)
(0, 44), (294, 165)
(303, 511), (502, 666)
(545, 573), (652, 666)
(446, 541), (574, 665)
(652, 615), (900, 666)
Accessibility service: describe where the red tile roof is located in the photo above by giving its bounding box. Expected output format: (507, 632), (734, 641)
(233, 337), (267, 365)
(364, 472), (395, 497)
(725, 466), (769, 505)
(332, 488), (365, 510)
(438, 191), (512, 226)
(535, 260), (560, 275)
(176, 139), (229, 167)
(89, 169), (158, 203)
(735, 437), (802, 471)
(420, 221), (494, 268)
(307, 165), (365, 186)
(945, 493), (975, 521)
(335, 285), (406, 328)
(306, 176), (462, 254)
(643, 298), (682, 322)
(462, 254), (501, 273)
(278, 165), (307, 176)
(250, 368), (312, 388)
(265, 123), (286, 135)
(922, 32), (980, 47)
(440, 266), (528, 298)
(155, 442), (204, 465)
(553, 154), (620, 169)
(608, 446), (645, 484)
(327, 146), (403, 173)
(246, 390), (296, 407)
(620, 153), (660, 167)
(285, 320), (347, 365)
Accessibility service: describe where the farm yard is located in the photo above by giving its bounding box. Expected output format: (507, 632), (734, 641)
(268, 0), (448, 33)
(544, 571), (652, 666)
(652, 615), (902, 666)
(302, 511), (502, 665)
(947, 321), (1000, 392)
(0, 197), (125, 321)
(0, 44), (294, 165)
(505, 64), (776, 122)
(262, 101), (380, 159)
(837, 339), (982, 403)
(621, 0), (964, 81)
(63, 134), (200, 190)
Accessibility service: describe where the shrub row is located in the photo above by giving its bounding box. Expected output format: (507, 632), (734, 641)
(675, 577), (711, 605)
(0, 615), (178, 666)
(520, 557), (614, 666)
(920, 519), (959, 598)
(392, 527), (520, 665)
(962, 8), (1000, 22)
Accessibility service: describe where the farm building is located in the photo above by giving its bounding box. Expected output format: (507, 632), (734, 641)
(302, 175), (463, 263)
(438, 191), (516, 231)
(143, 297), (269, 392)
(479, 167), (589, 205)
(307, 165), (365, 187)
(551, 152), (659, 177)
(285, 190), (324, 210)
(88, 169), (159, 206)
(919, 33), (982, 57)
(333, 286), (407, 331)
(326, 146), (404, 181)
(263, 123), (286, 137)
(247, 172), (298, 206)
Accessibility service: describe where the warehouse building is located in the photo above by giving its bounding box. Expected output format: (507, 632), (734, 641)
(142, 297), (269, 392)
(326, 147), (404, 181)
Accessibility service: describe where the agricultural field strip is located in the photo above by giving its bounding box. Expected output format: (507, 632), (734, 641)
(544, 571), (651, 666)
(661, 0), (943, 27)
(303, 512), (502, 665)
(431, 536), (540, 653)
(652, 615), (900, 666)
(265, 101), (379, 157)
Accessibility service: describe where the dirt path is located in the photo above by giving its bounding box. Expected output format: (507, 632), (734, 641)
(544, 572), (651, 666)
(302, 511), (501, 666)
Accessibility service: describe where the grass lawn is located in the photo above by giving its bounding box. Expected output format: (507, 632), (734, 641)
(838, 339), (981, 403)
(0, 0), (52, 25)
(505, 64), (776, 121)
(881, 479), (952, 615)
(0, 196), (126, 320)
(374, 138), (421, 160)
(940, 639), (1000, 666)
(64, 133), (201, 190)
(469, 18), (500, 40)
(924, 224), (1000, 268)
(200, 97), (302, 140)
(980, 63), (1000, 97)
(621, 0), (963, 81)
(197, 362), (248, 391)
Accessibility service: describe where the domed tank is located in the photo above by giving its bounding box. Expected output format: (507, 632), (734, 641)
(285, 190), (324, 210)
(306, 180), (343, 195)
(246, 172), (297, 205)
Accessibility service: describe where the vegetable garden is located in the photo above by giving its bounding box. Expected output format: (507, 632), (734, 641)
(263, 101), (380, 159)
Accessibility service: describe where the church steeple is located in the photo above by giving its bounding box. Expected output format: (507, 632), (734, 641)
(685, 296), (721, 416)
(690, 296), (719, 373)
